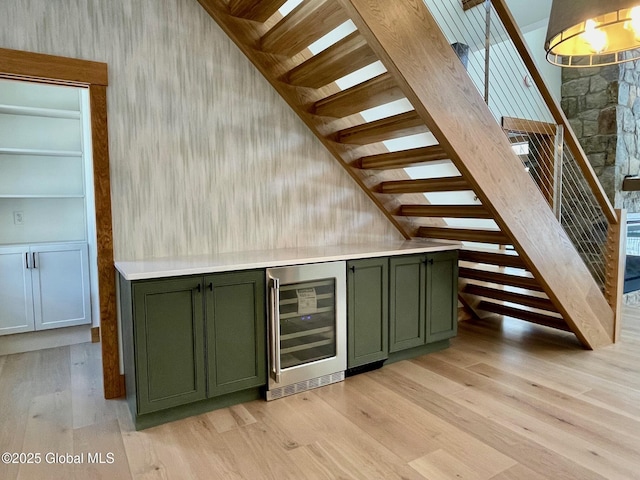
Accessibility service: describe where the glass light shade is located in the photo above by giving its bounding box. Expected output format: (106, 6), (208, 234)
(545, 0), (640, 67)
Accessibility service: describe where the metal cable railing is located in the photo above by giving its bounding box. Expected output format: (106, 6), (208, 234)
(423, 0), (613, 286)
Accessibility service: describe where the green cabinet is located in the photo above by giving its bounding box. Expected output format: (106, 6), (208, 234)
(347, 258), (388, 368)
(120, 269), (266, 425)
(389, 251), (458, 354)
(132, 276), (206, 414)
(206, 271), (266, 396)
(389, 255), (426, 352)
(426, 251), (458, 343)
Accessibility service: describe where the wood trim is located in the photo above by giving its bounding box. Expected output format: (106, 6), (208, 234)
(462, 0), (485, 11)
(0, 47), (107, 86)
(622, 177), (640, 191)
(490, 0), (617, 225)
(605, 209), (627, 343)
(502, 116), (556, 136)
(91, 326), (100, 343)
(0, 48), (121, 398)
(342, 0), (614, 348)
(90, 85), (120, 398)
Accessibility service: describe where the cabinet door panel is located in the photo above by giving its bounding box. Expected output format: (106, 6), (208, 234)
(347, 258), (388, 368)
(31, 243), (91, 330)
(134, 277), (205, 414)
(206, 271), (266, 397)
(389, 255), (425, 352)
(427, 251), (458, 343)
(0, 246), (34, 335)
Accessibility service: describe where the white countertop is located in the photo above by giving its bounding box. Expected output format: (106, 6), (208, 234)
(115, 240), (460, 280)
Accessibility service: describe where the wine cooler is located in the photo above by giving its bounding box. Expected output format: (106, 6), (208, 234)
(265, 261), (346, 400)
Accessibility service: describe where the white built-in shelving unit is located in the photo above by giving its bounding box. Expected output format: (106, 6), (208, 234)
(0, 79), (93, 338)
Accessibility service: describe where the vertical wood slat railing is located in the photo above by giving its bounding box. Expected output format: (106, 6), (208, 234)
(488, 0), (624, 327)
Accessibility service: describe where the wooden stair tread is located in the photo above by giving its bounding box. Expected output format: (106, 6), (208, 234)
(286, 31), (377, 88)
(313, 73), (404, 117)
(400, 204), (491, 219)
(418, 226), (510, 245)
(464, 283), (557, 312)
(359, 145), (448, 170)
(334, 111), (427, 145)
(459, 248), (527, 269)
(228, 0), (286, 22)
(261, 0), (349, 56)
(477, 301), (571, 332)
(459, 266), (543, 291)
(380, 176), (469, 194)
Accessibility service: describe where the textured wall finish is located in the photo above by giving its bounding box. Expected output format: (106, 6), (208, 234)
(0, 0), (402, 260)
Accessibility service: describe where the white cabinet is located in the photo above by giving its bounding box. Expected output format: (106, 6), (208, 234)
(0, 243), (91, 336)
(0, 246), (34, 335)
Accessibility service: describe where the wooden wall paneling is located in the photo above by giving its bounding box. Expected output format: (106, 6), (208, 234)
(0, 47), (122, 398)
(338, 0), (614, 347)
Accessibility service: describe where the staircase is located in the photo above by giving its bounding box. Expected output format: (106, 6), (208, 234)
(197, 0), (619, 348)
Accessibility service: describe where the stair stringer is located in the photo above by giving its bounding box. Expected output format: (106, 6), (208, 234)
(340, 0), (613, 348)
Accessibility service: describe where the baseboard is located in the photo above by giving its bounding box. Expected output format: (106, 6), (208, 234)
(0, 325), (92, 356)
(91, 326), (100, 343)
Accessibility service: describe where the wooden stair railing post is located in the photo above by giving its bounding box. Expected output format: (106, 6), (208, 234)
(491, 0), (617, 226)
(605, 209), (627, 343)
(340, 0), (614, 347)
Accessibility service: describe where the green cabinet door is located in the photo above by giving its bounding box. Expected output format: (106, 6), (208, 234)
(389, 255), (426, 352)
(426, 251), (459, 343)
(133, 277), (206, 414)
(347, 258), (389, 368)
(205, 270), (266, 397)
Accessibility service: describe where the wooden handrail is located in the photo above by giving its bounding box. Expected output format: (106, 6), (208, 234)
(491, 0), (618, 225)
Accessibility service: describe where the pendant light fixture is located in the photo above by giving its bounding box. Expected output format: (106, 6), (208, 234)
(545, 0), (640, 67)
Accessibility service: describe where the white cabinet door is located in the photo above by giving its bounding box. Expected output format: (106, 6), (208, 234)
(0, 246), (35, 335)
(31, 243), (91, 330)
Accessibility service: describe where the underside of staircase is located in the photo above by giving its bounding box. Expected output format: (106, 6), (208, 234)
(197, 0), (616, 348)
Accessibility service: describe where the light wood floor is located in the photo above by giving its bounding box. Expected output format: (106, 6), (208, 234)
(2, 309), (640, 480)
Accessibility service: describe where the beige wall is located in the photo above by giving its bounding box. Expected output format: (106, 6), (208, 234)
(0, 0), (401, 260)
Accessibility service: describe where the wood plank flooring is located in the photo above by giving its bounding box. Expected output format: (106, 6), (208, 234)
(1, 308), (640, 479)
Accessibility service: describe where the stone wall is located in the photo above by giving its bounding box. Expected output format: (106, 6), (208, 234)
(560, 57), (640, 213)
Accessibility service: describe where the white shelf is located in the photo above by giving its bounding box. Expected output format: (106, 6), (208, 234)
(0, 104), (81, 119)
(0, 148), (82, 157)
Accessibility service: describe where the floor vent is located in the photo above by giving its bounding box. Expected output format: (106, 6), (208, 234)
(266, 371), (345, 401)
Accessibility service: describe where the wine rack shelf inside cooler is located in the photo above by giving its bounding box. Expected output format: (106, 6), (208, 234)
(278, 278), (337, 369)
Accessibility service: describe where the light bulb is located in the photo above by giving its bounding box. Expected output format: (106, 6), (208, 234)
(625, 6), (640, 40)
(582, 19), (607, 53)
